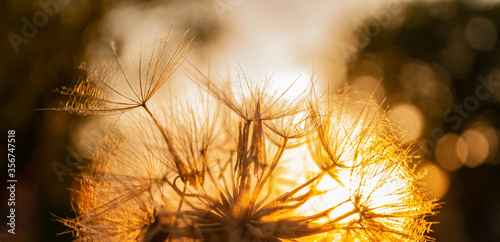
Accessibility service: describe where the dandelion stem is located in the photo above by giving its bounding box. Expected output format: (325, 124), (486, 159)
(249, 138), (288, 211)
(142, 104), (189, 184)
(168, 183), (187, 242)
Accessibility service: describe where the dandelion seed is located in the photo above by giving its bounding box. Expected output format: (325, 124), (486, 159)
(56, 28), (193, 116)
(56, 30), (436, 242)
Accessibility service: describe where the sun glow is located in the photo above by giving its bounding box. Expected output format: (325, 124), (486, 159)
(60, 33), (435, 242)
(280, 103), (426, 241)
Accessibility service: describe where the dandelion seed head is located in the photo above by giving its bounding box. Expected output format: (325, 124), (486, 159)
(58, 31), (436, 242)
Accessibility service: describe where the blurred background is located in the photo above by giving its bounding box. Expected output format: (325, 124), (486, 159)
(1, 0), (500, 241)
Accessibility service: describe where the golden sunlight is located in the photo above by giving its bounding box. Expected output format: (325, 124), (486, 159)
(58, 30), (436, 242)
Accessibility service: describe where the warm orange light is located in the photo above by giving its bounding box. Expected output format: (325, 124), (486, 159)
(418, 162), (450, 200)
(462, 129), (489, 168)
(436, 133), (467, 171)
(59, 34), (436, 242)
(388, 103), (424, 142)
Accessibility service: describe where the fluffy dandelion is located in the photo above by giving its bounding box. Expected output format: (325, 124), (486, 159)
(56, 30), (436, 241)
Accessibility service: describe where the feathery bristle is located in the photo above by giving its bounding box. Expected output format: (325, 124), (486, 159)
(57, 29), (436, 242)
